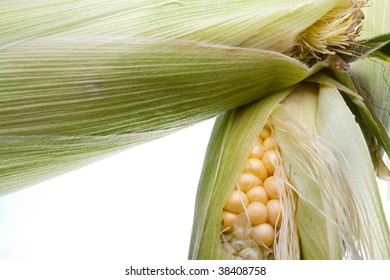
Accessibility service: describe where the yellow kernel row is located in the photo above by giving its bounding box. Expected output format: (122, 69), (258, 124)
(221, 126), (284, 255)
(222, 198), (281, 229)
(221, 126), (288, 257)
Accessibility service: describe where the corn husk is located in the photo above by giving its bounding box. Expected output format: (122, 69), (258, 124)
(350, 0), (390, 162)
(189, 83), (390, 259)
(0, 36), (323, 195)
(3, 0), (348, 194)
(1, 0), (389, 261)
(1, 0), (348, 52)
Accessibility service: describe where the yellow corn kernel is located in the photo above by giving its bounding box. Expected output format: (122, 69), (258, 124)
(262, 150), (278, 175)
(262, 137), (277, 150)
(250, 143), (266, 159)
(238, 173), (262, 192)
(247, 202), (268, 225)
(246, 186), (269, 204)
(252, 223), (275, 247)
(245, 158), (268, 180)
(221, 211), (238, 231)
(224, 190), (249, 214)
(259, 127), (271, 140)
(263, 176), (279, 199)
(266, 199), (282, 227)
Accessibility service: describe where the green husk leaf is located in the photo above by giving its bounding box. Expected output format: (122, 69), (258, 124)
(341, 33), (390, 63)
(350, 0), (390, 159)
(332, 70), (390, 160)
(272, 84), (375, 259)
(369, 48), (390, 63)
(316, 85), (390, 259)
(367, 36), (390, 61)
(1, 0), (348, 194)
(0, 36), (319, 195)
(304, 72), (362, 100)
(271, 84), (342, 259)
(189, 89), (293, 260)
(1, 0), (347, 53)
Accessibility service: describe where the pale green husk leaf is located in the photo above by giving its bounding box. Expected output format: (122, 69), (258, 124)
(1, 0), (346, 194)
(351, 0), (390, 158)
(316, 85), (390, 259)
(0, 36), (319, 195)
(273, 84), (390, 259)
(1, 0), (346, 53)
(271, 84), (344, 259)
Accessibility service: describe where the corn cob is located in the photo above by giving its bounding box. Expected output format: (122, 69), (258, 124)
(221, 124), (293, 260)
(190, 83), (390, 260)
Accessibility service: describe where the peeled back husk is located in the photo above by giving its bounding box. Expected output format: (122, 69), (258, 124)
(1, 0), (353, 194)
(1, 0), (352, 53)
(189, 83), (390, 259)
(0, 36), (320, 195)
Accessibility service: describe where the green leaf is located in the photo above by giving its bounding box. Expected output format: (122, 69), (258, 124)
(0, 36), (319, 195)
(341, 33), (390, 63)
(331, 70), (390, 160)
(1, 0), (350, 194)
(350, 0), (390, 159)
(316, 85), (390, 259)
(273, 84), (342, 259)
(1, 0), (346, 53)
(369, 43), (390, 62)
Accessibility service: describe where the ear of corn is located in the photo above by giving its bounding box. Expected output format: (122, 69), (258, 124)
(189, 88), (294, 259)
(1, 0), (389, 260)
(189, 83), (390, 260)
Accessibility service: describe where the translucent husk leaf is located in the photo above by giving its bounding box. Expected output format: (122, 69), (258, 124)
(273, 85), (390, 259)
(2, 0), (350, 194)
(350, 0), (390, 159)
(316, 85), (390, 259)
(272, 84), (342, 259)
(0, 36), (319, 195)
(1, 0), (347, 54)
(190, 83), (390, 260)
(331, 70), (390, 178)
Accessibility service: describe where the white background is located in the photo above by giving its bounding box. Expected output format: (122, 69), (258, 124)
(0, 117), (389, 260)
